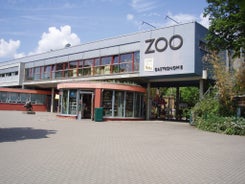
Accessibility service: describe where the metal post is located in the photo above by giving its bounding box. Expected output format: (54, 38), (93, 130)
(51, 88), (54, 113)
(176, 87), (180, 120)
(146, 82), (151, 120)
(199, 79), (204, 99)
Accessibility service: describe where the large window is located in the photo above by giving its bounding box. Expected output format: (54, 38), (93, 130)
(134, 93), (144, 117)
(112, 56), (120, 74)
(55, 63), (64, 78)
(69, 61), (78, 77)
(60, 89), (77, 115)
(25, 68), (33, 80)
(78, 59), (94, 76)
(51, 65), (56, 79)
(8, 92), (19, 103)
(120, 53), (133, 73)
(134, 51), (140, 72)
(24, 51), (140, 81)
(102, 90), (113, 116)
(0, 92), (8, 103)
(20, 93), (31, 103)
(69, 90), (77, 115)
(125, 92), (134, 117)
(61, 90), (68, 114)
(114, 91), (125, 117)
(102, 90), (144, 118)
(64, 63), (69, 78)
(78, 60), (83, 76)
(0, 91), (46, 104)
(42, 65), (52, 80)
(33, 67), (41, 80)
(101, 56), (112, 75)
(94, 58), (101, 75)
(31, 94), (46, 104)
(83, 59), (93, 76)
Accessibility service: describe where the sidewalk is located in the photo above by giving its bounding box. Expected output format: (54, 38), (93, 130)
(0, 111), (245, 184)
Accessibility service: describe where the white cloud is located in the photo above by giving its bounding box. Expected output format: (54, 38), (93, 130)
(14, 52), (25, 59)
(33, 25), (80, 54)
(0, 25), (82, 61)
(130, 0), (156, 13)
(0, 39), (21, 58)
(127, 14), (134, 21)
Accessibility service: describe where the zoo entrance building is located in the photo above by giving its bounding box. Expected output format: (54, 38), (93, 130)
(0, 22), (209, 120)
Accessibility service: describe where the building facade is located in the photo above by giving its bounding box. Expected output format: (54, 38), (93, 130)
(0, 22), (209, 120)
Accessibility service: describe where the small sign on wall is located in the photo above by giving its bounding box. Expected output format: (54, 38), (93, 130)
(144, 58), (154, 71)
(55, 94), (59, 100)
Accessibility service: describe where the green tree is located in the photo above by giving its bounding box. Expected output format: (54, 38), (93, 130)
(203, 0), (245, 57)
(203, 0), (245, 114)
(180, 87), (199, 107)
(164, 87), (199, 107)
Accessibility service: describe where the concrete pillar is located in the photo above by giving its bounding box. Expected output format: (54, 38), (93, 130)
(176, 87), (180, 120)
(146, 82), (151, 120)
(51, 88), (54, 113)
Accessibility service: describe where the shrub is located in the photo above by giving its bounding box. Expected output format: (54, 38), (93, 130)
(190, 91), (220, 125)
(195, 115), (245, 135)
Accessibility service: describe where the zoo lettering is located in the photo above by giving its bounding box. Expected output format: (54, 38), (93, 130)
(145, 34), (183, 54)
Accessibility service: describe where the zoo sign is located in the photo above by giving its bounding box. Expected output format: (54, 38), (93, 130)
(144, 34), (183, 54)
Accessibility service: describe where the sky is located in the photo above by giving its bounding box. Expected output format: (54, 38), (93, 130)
(0, 0), (209, 62)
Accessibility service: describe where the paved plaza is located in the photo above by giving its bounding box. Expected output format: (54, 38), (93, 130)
(0, 111), (245, 184)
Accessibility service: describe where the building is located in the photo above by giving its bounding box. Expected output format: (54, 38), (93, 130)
(0, 21), (209, 120)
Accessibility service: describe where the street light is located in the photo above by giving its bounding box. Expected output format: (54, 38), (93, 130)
(141, 21), (156, 29)
(165, 15), (180, 24)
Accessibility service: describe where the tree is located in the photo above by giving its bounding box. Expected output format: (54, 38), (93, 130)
(203, 0), (245, 58)
(203, 0), (245, 114)
(180, 87), (199, 107)
(235, 62), (245, 94)
(204, 51), (236, 115)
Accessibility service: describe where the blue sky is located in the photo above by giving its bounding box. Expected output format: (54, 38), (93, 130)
(0, 0), (209, 62)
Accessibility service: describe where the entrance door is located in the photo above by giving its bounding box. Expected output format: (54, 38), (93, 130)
(78, 91), (94, 120)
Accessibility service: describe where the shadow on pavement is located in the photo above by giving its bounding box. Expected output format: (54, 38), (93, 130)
(0, 127), (57, 143)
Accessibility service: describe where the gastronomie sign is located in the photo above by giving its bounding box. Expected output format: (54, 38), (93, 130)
(140, 22), (200, 77)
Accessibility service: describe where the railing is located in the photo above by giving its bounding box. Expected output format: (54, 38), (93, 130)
(0, 76), (19, 86)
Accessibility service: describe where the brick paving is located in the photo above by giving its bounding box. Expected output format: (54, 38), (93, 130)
(0, 111), (245, 184)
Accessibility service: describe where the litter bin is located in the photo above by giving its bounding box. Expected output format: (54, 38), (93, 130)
(94, 107), (103, 122)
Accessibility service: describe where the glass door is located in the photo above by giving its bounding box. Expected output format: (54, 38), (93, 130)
(78, 91), (94, 120)
(114, 91), (125, 117)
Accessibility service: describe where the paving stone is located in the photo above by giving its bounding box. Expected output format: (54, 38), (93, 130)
(0, 111), (245, 184)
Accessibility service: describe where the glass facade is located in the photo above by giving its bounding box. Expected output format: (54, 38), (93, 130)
(24, 51), (140, 81)
(60, 89), (78, 115)
(42, 65), (52, 80)
(59, 88), (145, 119)
(102, 90), (144, 118)
(61, 90), (68, 114)
(33, 67), (41, 80)
(103, 90), (113, 116)
(69, 90), (77, 115)
(114, 91), (125, 117)
(0, 91), (46, 104)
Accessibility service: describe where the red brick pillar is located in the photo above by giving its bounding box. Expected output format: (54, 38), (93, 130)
(94, 88), (102, 108)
